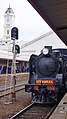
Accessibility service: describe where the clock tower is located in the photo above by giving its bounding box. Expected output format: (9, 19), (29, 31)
(4, 5), (15, 41)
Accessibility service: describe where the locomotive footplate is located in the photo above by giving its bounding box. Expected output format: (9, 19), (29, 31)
(25, 84), (65, 103)
(25, 84), (63, 92)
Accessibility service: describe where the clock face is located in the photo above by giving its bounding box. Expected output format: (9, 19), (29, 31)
(6, 18), (10, 26)
(7, 18), (10, 22)
(6, 16), (10, 24)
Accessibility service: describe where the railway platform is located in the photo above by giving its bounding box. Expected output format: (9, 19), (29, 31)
(49, 93), (67, 119)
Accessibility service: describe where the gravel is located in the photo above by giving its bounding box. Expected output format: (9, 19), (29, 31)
(0, 73), (31, 119)
(0, 90), (31, 119)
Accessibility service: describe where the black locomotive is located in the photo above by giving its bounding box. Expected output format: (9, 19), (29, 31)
(25, 46), (67, 103)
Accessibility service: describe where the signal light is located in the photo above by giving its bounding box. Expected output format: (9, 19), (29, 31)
(15, 45), (20, 54)
(11, 27), (18, 40)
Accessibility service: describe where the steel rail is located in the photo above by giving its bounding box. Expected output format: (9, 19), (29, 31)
(0, 83), (27, 98)
(10, 102), (34, 119)
(10, 103), (56, 119)
(45, 104), (57, 119)
(0, 82), (27, 92)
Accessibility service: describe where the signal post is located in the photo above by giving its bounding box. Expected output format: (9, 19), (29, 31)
(12, 38), (16, 101)
(11, 27), (20, 102)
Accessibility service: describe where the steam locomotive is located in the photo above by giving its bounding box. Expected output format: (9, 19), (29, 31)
(25, 46), (67, 103)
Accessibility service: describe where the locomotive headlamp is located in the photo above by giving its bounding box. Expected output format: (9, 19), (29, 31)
(42, 48), (49, 55)
(59, 57), (62, 62)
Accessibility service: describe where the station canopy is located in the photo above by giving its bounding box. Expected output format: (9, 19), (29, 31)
(28, 0), (67, 46)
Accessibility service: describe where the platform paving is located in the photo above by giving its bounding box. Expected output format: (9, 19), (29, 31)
(49, 93), (67, 119)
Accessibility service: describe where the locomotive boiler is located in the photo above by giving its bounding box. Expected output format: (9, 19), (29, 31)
(25, 46), (67, 103)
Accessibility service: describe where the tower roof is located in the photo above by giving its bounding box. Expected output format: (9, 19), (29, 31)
(5, 5), (14, 14)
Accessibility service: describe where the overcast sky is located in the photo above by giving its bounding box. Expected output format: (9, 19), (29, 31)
(0, 0), (51, 41)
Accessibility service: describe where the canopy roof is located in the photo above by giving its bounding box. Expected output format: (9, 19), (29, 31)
(28, 0), (67, 46)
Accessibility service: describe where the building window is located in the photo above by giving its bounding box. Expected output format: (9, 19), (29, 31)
(7, 30), (9, 34)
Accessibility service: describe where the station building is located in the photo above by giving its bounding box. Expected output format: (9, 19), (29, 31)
(0, 5), (28, 73)
(0, 5), (67, 73)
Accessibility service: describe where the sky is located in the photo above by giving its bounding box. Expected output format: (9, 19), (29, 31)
(0, 0), (51, 41)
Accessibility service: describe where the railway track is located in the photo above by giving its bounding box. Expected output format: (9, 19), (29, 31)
(10, 103), (57, 119)
(0, 83), (27, 98)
